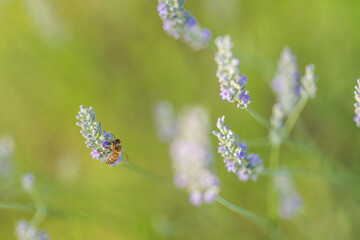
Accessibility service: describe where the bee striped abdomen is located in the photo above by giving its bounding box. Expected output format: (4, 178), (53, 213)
(106, 152), (120, 165)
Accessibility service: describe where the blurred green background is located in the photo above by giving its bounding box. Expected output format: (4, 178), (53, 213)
(0, 0), (359, 239)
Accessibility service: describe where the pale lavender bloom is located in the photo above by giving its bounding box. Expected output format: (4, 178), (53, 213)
(189, 191), (202, 206)
(157, 0), (211, 50)
(215, 35), (251, 109)
(15, 220), (49, 240)
(0, 135), (15, 178)
(275, 170), (303, 219)
(270, 49), (317, 144)
(269, 104), (285, 146)
(21, 173), (35, 193)
(272, 47), (301, 115)
(170, 106), (220, 206)
(90, 149), (101, 160)
(153, 101), (178, 143)
(23, 0), (68, 46)
(213, 116), (263, 181)
(300, 64), (317, 99)
(354, 79), (360, 127)
(76, 105), (123, 165)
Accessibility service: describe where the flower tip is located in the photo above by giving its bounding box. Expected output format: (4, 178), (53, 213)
(21, 173), (35, 192)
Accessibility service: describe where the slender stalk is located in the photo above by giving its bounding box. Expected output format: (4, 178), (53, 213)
(123, 162), (175, 191)
(216, 195), (269, 229)
(0, 202), (35, 213)
(267, 144), (280, 225)
(243, 137), (270, 148)
(246, 107), (270, 129)
(123, 163), (271, 231)
(284, 97), (308, 137)
(30, 186), (47, 227)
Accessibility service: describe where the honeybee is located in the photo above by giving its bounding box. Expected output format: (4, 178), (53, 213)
(104, 139), (123, 165)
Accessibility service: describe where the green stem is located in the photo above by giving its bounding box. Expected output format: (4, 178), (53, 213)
(0, 202), (35, 213)
(246, 107), (270, 129)
(243, 137), (270, 148)
(267, 144), (280, 225)
(29, 186), (47, 227)
(123, 162), (174, 190)
(123, 163), (271, 231)
(284, 97), (308, 138)
(216, 195), (269, 229)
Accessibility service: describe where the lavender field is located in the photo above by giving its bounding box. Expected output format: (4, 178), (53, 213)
(0, 0), (359, 239)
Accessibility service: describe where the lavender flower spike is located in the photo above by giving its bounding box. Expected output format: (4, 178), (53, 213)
(76, 105), (122, 165)
(300, 64), (317, 99)
(269, 104), (286, 146)
(275, 170), (303, 219)
(354, 79), (360, 127)
(213, 116), (263, 181)
(15, 220), (49, 240)
(272, 47), (301, 115)
(21, 173), (35, 193)
(215, 35), (251, 109)
(0, 135), (15, 178)
(170, 106), (220, 206)
(157, 0), (211, 50)
(153, 101), (178, 143)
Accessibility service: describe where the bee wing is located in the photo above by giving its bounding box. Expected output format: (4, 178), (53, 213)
(121, 151), (130, 162)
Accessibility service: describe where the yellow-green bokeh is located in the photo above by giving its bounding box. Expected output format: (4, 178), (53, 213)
(0, 0), (359, 239)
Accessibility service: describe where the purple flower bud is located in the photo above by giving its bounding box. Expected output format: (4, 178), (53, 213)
(157, 4), (167, 16)
(90, 150), (100, 159)
(220, 88), (231, 101)
(163, 20), (172, 31)
(240, 91), (251, 103)
(187, 16), (197, 27)
(237, 170), (249, 181)
(238, 75), (247, 85)
(237, 151), (246, 160)
(190, 191), (203, 206)
(102, 141), (109, 148)
(202, 29), (211, 40)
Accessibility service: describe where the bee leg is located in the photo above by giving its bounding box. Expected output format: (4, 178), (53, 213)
(99, 149), (111, 155)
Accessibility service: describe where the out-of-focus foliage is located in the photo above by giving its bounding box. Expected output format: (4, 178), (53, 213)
(0, 0), (359, 239)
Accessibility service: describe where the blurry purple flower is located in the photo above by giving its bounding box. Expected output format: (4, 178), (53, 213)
(272, 47), (301, 115)
(238, 75), (247, 85)
(237, 170), (249, 181)
(21, 173), (35, 193)
(157, 4), (168, 16)
(219, 88), (231, 101)
(202, 29), (211, 40)
(354, 79), (360, 127)
(15, 220), (49, 240)
(157, 0), (211, 50)
(187, 16), (197, 27)
(0, 135), (15, 179)
(153, 101), (178, 143)
(90, 149), (101, 160)
(170, 106), (220, 206)
(190, 191), (202, 206)
(275, 169), (303, 219)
